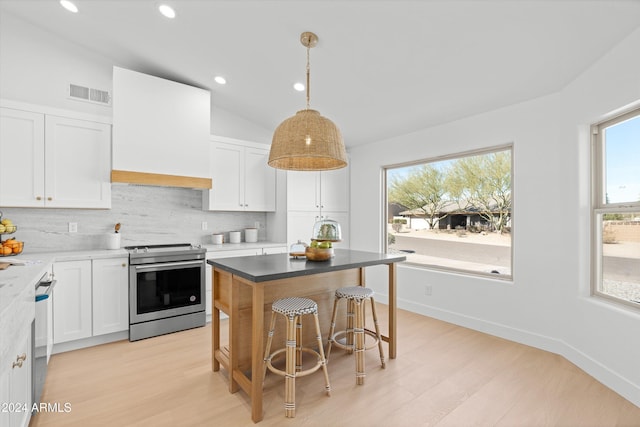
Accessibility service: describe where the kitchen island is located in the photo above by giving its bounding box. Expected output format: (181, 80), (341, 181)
(207, 249), (406, 422)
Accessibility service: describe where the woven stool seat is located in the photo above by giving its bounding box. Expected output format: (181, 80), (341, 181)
(263, 297), (330, 418)
(327, 285), (385, 385)
(272, 297), (318, 317)
(335, 286), (374, 301)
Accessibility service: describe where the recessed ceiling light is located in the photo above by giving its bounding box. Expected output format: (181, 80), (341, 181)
(214, 76), (227, 85)
(293, 83), (305, 92)
(158, 4), (176, 19)
(60, 0), (78, 13)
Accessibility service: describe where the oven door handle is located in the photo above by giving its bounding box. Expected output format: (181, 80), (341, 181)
(134, 260), (204, 272)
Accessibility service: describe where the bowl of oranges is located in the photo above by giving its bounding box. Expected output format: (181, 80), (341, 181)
(1, 238), (23, 256)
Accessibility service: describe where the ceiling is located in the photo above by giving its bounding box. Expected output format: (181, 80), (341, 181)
(1, 0), (640, 147)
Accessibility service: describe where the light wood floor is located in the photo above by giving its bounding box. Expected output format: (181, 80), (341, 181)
(30, 306), (640, 427)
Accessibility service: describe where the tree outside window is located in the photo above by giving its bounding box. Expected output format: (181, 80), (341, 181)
(385, 146), (512, 278)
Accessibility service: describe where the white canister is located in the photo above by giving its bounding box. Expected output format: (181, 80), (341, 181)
(212, 234), (223, 245)
(106, 233), (121, 250)
(229, 231), (241, 244)
(245, 228), (258, 243)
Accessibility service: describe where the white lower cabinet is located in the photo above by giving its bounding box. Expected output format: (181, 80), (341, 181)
(0, 330), (32, 427)
(262, 246), (288, 255)
(92, 257), (129, 336)
(53, 260), (92, 344)
(53, 257), (130, 345)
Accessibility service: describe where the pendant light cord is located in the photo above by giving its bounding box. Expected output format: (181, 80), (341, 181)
(306, 44), (311, 110)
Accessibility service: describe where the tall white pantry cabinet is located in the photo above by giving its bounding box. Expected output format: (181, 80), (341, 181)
(286, 167), (350, 248)
(0, 102), (112, 209)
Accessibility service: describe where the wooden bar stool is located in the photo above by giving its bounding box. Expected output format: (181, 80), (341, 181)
(263, 297), (331, 418)
(326, 286), (385, 385)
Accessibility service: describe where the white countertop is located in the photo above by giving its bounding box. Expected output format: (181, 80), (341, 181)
(0, 241), (286, 321)
(0, 253), (53, 321)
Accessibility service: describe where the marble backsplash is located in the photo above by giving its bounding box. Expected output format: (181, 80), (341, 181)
(0, 185), (268, 253)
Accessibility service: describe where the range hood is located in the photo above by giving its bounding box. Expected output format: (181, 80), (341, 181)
(112, 67), (212, 189)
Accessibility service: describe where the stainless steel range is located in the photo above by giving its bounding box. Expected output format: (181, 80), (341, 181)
(127, 243), (206, 341)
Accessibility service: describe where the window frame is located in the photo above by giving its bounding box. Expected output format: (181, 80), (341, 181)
(591, 106), (640, 308)
(382, 144), (514, 281)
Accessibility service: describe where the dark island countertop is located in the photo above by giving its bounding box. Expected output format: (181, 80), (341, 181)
(207, 248), (406, 283)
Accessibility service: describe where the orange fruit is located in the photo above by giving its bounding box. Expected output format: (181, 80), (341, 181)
(12, 243), (22, 254)
(1, 246), (11, 255)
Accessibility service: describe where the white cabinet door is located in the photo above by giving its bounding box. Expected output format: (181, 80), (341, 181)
(5, 331), (32, 427)
(53, 260), (92, 344)
(286, 171), (319, 211)
(45, 116), (111, 208)
(0, 108), (45, 207)
(287, 211), (320, 246)
(206, 141), (244, 211)
(1, 328), (32, 427)
(320, 168), (349, 212)
(92, 258), (129, 336)
(204, 138), (276, 212)
(244, 146), (276, 212)
(287, 168), (349, 212)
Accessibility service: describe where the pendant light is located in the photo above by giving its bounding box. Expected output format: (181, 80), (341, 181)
(268, 32), (348, 171)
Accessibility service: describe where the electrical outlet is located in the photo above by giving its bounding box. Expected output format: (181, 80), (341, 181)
(201, 221), (208, 231)
(68, 222), (78, 233)
(424, 285), (432, 296)
(254, 221), (260, 229)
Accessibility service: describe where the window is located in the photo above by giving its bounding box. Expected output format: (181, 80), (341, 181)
(592, 107), (640, 307)
(384, 145), (512, 279)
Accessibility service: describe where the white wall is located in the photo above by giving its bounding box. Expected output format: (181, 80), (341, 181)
(350, 28), (640, 406)
(0, 11), (272, 143)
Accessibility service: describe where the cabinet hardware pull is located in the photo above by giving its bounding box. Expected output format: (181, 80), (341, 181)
(12, 360), (23, 369)
(47, 197), (52, 201)
(122, 263), (127, 267)
(16, 353), (27, 362)
(36, 196), (42, 200)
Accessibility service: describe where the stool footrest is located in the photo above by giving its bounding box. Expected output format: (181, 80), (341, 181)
(330, 328), (382, 352)
(266, 347), (326, 378)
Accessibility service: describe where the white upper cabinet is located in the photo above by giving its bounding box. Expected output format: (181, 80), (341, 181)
(44, 115), (111, 208)
(112, 67), (211, 187)
(0, 107), (45, 207)
(0, 105), (111, 208)
(203, 137), (276, 212)
(287, 167), (349, 212)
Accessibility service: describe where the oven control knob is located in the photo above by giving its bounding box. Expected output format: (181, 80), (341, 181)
(190, 295), (196, 302)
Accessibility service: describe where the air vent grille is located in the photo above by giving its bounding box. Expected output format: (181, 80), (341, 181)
(68, 84), (111, 106)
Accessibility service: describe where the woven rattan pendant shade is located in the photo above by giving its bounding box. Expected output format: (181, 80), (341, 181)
(268, 31), (347, 171)
(269, 109), (347, 171)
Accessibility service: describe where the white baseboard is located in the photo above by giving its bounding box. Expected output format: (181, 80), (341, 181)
(375, 294), (640, 408)
(52, 330), (129, 354)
